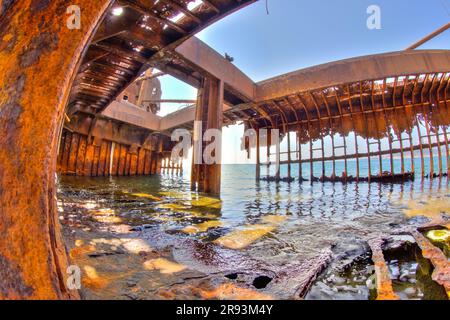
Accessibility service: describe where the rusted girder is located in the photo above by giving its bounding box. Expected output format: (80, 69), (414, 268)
(368, 238), (400, 300)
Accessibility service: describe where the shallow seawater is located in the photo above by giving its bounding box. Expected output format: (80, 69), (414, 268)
(386, 244), (448, 300)
(57, 164), (450, 300)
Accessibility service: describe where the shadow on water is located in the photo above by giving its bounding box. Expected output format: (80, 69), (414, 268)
(57, 165), (449, 300)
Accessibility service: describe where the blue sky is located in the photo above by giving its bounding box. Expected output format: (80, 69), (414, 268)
(158, 0), (450, 164)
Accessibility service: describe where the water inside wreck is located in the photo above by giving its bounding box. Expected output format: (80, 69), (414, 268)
(57, 164), (450, 300)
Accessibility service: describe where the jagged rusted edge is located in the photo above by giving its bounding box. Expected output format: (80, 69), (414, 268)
(411, 230), (450, 298)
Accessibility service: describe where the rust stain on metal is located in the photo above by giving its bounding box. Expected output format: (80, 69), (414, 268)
(411, 230), (450, 297)
(0, 255), (34, 299)
(0, 0), (114, 299)
(368, 238), (400, 300)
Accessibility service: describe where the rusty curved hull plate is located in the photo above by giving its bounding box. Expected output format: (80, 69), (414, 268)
(0, 0), (113, 299)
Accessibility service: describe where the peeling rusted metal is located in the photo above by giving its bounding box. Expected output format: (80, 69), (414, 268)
(0, 0), (114, 299)
(411, 230), (450, 297)
(368, 238), (400, 300)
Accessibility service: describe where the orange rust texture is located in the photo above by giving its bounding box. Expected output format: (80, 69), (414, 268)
(57, 131), (163, 177)
(0, 0), (113, 299)
(111, 143), (120, 176)
(191, 77), (224, 194)
(253, 75), (450, 180)
(411, 230), (450, 296)
(144, 151), (152, 175)
(368, 239), (400, 300)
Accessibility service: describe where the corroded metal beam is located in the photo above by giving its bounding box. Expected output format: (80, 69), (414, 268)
(256, 50), (450, 102)
(175, 36), (256, 101)
(191, 77), (224, 195)
(411, 230), (450, 298)
(406, 22), (450, 50)
(368, 238), (400, 300)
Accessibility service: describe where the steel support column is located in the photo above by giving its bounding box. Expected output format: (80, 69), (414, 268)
(191, 77), (224, 194)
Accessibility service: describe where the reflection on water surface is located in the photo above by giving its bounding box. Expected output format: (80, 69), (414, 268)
(57, 165), (449, 300)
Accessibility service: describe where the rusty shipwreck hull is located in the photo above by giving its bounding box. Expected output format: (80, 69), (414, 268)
(0, 0), (256, 299)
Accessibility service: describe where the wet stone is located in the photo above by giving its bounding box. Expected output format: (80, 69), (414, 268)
(57, 175), (450, 300)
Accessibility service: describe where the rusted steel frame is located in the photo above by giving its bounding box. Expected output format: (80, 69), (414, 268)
(283, 97), (300, 123)
(283, 97), (302, 179)
(430, 73), (443, 176)
(271, 101), (289, 133)
(73, 84), (116, 97)
(248, 121), (261, 180)
(119, 0), (188, 34)
(73, 77), (119, 92)
(70, 134), (80, 174)
(79, 52), (109, 71)
(191, 77), (224, 194)
(287, 131), (292, 179)
(0, 0), (124, 296)
(411, 75), (425, 177)
(406, 22), (450, 50)
(333, 90), (348, 179)
(202, 0), (221, 13)
(91, 29), (127, 45)
(256, 103), (277, 130)
(411, 230), (450, 296)
(136, 146), (141, 175)
(443, 74), (450, 175)
(368, 239), (400, 300)
(249, 97), (450, 127)
(65, 132), (75, 173)
(308, 92), (326, 179)
(402, 76), (415, 175)
(82, 68), (129, 83)
(77, 72), (126, 88)
(259, 103), (281, 178)
(159, 0), (202, 24)
(370, 81), (383, 176)
(80, 136), (89, 176)
(74, 133), (85, 175)
(297, 94), (314, 182)
(434, 73), (448, 176)
(381, 79), (395, 176)
(91, 145), (100, 176)
(90, 60), (137, 76)
(272, 100), (291, 178)
(74, 81), (117, 93)
(442, 126), (450, 175)
(142, 150), (149, 175)
(97, 54), (142, 69)
(297, 132), (303, 179)
(421, 74), (435, 176)
(77, 70), (125, 86)
(392, 77), (406, 176)
(359, 82), (372, 180)
(276, 140), (444, 165)
(347, 85), (360, 181)
(58, 131), (67, 168)
(256, 125), (261, 180)
(320, 91), (336, 179)
(60, 132), (71, 173)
